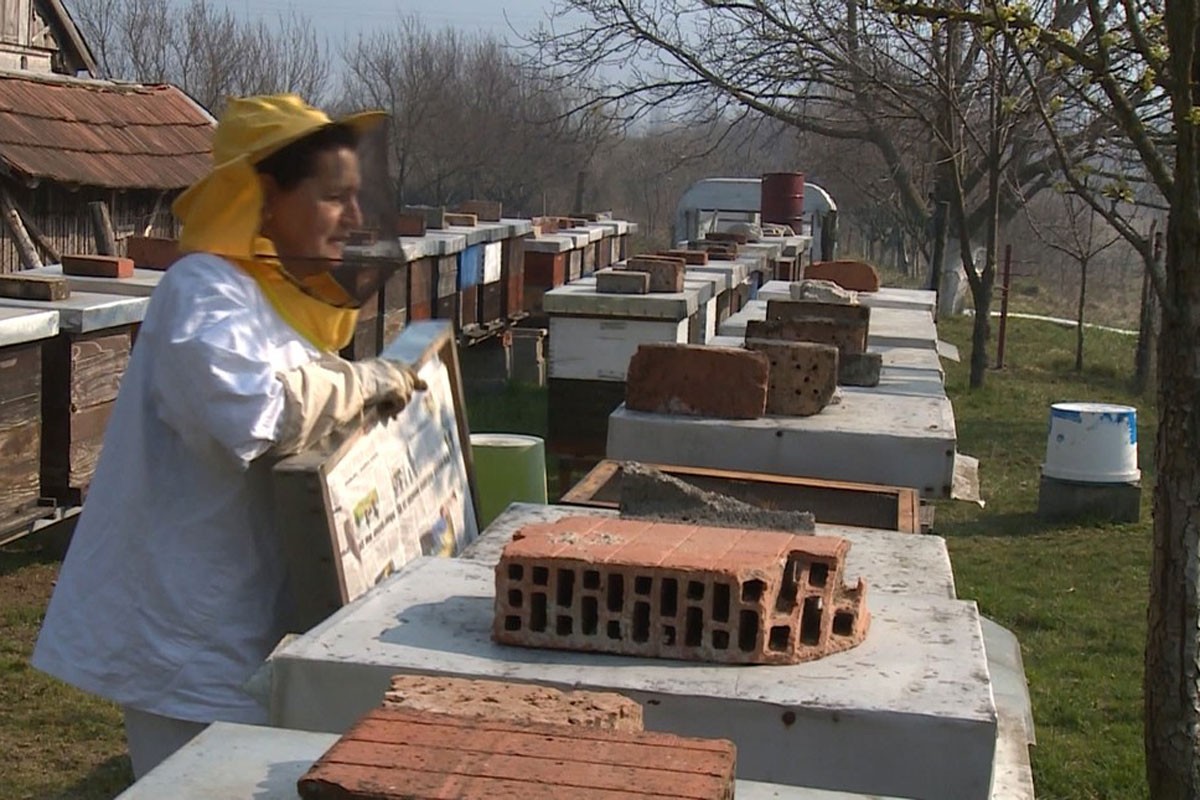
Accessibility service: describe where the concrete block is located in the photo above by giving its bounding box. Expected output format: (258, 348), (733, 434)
(806, 260), (881, 292)
(746, 339), (839, 416)
(626, 343), (768, 419)
(494, 515), (869, 665)
(382, 674), (644, 731)
(597, 268), (650, 294)
(268, 558), (996, 799)
(62, 254), (134, 279)
(1036, 475), (1141, 523)
(790, 279), (858, 305)
(746, 318), (868, 355)
(298, 708), (736, 800)
(838, 352), (882, 387)
(626, 256), (685, 293)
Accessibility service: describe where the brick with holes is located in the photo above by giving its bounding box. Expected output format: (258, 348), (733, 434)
(625, 343), (768, 419)
(766, 299), (871, 327)
(492, 516), (869, 665)
(623, 256), (686, 293)
(746, 317), (867, 356)
(298, 707), (735, 800)
(745, 339), (839, 417)
(382, 674), (644, 732)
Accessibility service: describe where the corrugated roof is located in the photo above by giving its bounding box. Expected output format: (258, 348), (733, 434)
(0, 71), (214, 190)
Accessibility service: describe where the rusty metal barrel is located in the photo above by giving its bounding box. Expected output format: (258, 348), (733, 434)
(760, 172), (806, 231)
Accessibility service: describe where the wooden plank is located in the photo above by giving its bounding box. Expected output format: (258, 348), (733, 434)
(0, 186), (44, 269)
(0, 273), (69, 301)
(88, 201), (117, 255)
(0, 419), (41, 516)
(69, 329), (132, 410)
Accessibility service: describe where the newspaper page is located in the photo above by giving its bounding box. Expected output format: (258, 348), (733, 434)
(322, 356), (478, 602)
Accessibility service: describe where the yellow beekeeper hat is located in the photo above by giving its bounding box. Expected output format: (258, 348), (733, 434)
(173, 94), (387, 261)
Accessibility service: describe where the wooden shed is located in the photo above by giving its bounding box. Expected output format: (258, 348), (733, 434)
(0, 70), (214, 272)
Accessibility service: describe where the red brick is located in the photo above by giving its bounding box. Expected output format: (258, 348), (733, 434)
(61, 254), (133, 279)
(124, 236), (179, 270)
(746, 318), (867, 356)
(454, 199), (503, 221)
(596, 268), (650, 294)
(298, 708), (735, 800)
(402, 204), (445, 230)
(705, 230), (749, 245)
(658, 249), (709, 265)
(744, 339), (839, 417)
(805, 260), (882, 292)
(624, 257), (684, 293)
(383, 674), (643, 732)
(495, 516), (870, 665)
(395, 212), (426, 237)
(625, 344), (767, 419)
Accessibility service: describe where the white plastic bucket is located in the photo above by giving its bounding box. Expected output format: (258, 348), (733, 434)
(1042, 402), (1139, 483)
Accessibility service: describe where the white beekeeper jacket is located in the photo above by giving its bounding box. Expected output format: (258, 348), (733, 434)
(32, 252), (320, 723)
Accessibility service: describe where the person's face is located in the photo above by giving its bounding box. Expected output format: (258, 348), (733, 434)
(261, 146), (362, 275)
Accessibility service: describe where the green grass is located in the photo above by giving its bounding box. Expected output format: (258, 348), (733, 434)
(1, 315), (1152, 798)
(934, 315), (1152, 799)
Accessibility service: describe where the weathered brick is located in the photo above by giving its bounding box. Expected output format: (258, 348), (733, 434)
(0, 273), (69, 301)
(383, 674), (643, 732)
(395, 212), (426, 237)
(124, 236), (179, 270)
(401, 204), (445, 230)
(626, 343), (768, 419)
(454, 199), (503, 221)
(494, 515), (869, 665)
(766, 299), (871, 327)
(444, 211), (478, 227)
(691, 240), (738, 258)
(705, 230), (749, 245)
(624, 257), (684, 293)
(838, 351), (882, 387)
(658, 249), (709, 265)
(746, 318), (867, 356)
(745, 339), (839, 416)
(805, 260), (882, 292)
(62, 254), (134, 279)
(299, 708), (736, 800)
(596, 268), (650, 294)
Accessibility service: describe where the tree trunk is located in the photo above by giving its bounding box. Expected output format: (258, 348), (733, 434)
(969, 270), (993, 388)
(1075, 258), (1087, 371)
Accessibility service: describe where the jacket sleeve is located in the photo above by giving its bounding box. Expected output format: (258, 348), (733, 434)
(147, 260), (295, 470)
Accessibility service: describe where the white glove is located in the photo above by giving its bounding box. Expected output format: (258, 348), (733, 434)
(271, 356), (426, 456)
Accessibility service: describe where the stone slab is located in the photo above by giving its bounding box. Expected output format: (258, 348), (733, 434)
(572, 273), (720, 306)
(721, 301), (939, 350)
(524, 235), (576, 254)
(607, 392), (958, 499)
(460, 504), (957, 600)
(441, 224), (492, 247)
(268, 557), (997, 799)
(423, 230), (469, 255)
(0, 306), (59, 347)
(28, 264), (162, 297)
(0, 291), (148, 332)
(543, 280), (699, 319)
(688, 262), (749, 290)
(757, 282), (937, 315)
(116, 722), (892, 800)
(760, 235), (812, 259)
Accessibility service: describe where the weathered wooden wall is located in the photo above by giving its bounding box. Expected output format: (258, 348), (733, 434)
(0, 183), (180, 272)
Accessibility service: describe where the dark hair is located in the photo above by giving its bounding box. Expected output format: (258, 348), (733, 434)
(254, 123), (359, 191)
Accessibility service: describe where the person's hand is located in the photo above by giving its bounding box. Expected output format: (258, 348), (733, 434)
(353, 358), (427, 417)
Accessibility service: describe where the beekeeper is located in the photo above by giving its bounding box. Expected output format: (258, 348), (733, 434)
(32, 95), (422, 779)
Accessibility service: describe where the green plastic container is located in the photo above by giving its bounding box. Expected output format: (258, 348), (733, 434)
(469, 433), (548, 529)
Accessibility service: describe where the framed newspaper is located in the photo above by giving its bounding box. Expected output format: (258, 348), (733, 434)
(272, 320), (478, 632)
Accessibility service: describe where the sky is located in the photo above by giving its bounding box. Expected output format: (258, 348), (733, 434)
(226, 0), (557, 42)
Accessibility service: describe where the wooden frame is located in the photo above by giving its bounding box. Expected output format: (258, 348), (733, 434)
(561, 460), (920, 534)
(272, 320), (477, 633)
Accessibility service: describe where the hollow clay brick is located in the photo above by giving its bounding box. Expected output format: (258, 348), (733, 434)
(744, 339), (839, 417)
(596, 268), (650, 294)
(624, 256), (685, 293)
(382, 674), (643, 732)
(298, 707), (736, 800)
(746, 317), (867, 357)
(62, 254), (134, 279)
(766, 299), (871, 327)
(625, 343), (768, 419)
(125, 236), (180, 270)
(493, 515), (869, 666)
(805, 260), (882, 292)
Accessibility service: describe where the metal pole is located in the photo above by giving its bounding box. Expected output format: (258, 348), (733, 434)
(996, 243), (1013, 369)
